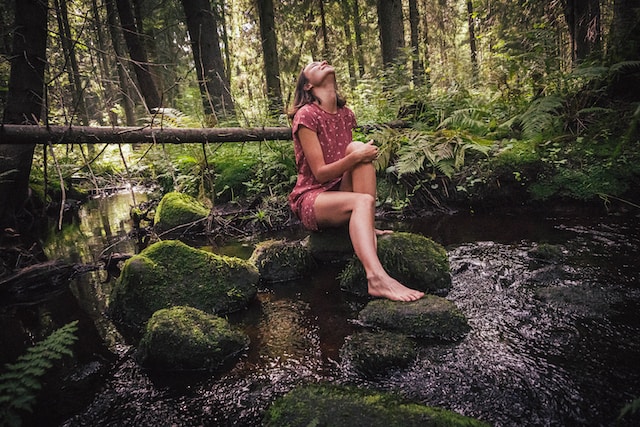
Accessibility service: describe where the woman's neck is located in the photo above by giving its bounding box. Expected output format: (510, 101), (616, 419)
(312, 85), (338, 113)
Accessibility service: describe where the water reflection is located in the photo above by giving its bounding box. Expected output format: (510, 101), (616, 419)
(3, 193), (639, 426)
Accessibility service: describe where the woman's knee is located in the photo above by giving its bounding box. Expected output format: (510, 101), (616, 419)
(345, 140), (366, 155)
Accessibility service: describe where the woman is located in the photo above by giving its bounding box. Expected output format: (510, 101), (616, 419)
(288, 60), (424, 302)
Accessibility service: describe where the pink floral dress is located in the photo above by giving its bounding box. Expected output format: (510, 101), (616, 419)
(288, 103), (357, 230)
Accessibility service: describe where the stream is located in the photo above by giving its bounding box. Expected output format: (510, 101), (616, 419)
(1, 191), (639, 426)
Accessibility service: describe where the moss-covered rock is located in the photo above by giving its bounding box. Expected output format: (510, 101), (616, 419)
(263, 383), (490, 427)
(358, 295), (470, 341)
(305, 226), (353, 262)
(109, 240), (258, 335)
(153, 191), (209, 233)
(340, 232), (451, 296)
(340, 330), (417, 378)
(249, 239), (315, 282)
(136, 306), (249, 371)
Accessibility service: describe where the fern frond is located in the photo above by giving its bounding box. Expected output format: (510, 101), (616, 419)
(519, 95), (563, 140)
(0, 321), (79, 424)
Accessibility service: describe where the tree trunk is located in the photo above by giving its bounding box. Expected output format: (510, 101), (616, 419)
(256, 0), (283, 117)
(182, 0), (234, 124)
(377, 0), (404, 67)
(467, 0), (478, 82)
(0, 0), (48, 229)
(563, 0), (602, 65)
(319, 0), (329, 60)
(409, 0), (424, 86)
(607, 0), (640, 64)
(115, 0), (162, 111)
(420, 0), (431, 86)
(54, 0), (90, 126)
(353, 0), (365, 78)
(105, 0), (136, 125)
(340, 0), (357, 88)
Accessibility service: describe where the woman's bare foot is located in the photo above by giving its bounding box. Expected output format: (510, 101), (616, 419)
(367, 273), (424, 302)
(375, 228), (393, 236)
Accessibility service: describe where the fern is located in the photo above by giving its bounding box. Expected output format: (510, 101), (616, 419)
(518, 95), (563, 140)
(0, 321), (78, 427)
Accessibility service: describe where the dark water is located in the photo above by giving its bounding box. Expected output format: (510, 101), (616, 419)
(1, 193), (639, 426)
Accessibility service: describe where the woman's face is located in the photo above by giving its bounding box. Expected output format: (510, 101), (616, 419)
(303, 61), (335, 88)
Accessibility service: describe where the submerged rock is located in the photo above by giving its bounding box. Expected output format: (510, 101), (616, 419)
(340, 232), (451, 296)
(358, 295), (470, 341)
(263, 383), (490, 427)
(249, 239), (315, 282)
(340, 330), (417, 378)
(136, 306), (249, 371)
(306, 225), (353, 262)
(153, 191), (209, 233)
(109, 240), (258, 335)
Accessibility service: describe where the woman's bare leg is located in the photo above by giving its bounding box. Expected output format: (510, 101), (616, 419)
(314, 190), (424, 302)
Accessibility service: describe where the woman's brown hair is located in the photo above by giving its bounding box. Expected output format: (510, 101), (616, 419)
(287, 65), (346, 120)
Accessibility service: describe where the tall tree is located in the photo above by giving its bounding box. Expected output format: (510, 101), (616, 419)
(182, 0), (235, 124)
(607, 0), (640, 64)
(115, 0), (162, 111)
(353, 0), (365, 78)
(562, 0), (602, 65)
(377, 0), (404, 67)
(409, 0), (424, 85)
(0, 0), (48, 229)
(256, 0), (283, 117)
(466, 0), (478, 82)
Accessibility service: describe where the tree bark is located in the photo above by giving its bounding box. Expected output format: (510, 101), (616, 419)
(409, 0), (424, 86)
(256, 0), (283, 117)
(353, 0), (365, 78)
(377, 0), (404, 67)
(562, 0), (602, 65)
(0, 0), (48, 229)
(607, 0), (640, 64)
(467, 0), (478, 82)
(115, 0), (162, 111)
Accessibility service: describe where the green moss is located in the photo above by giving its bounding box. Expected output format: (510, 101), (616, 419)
(153, 191), (209, 233)
(109, 240), (258, 335)
(263, 383), (490, 427)
(136, 306), (249, 371)
(340, 331), (417, 378)
(340, 232), (451, 296)
(358, 296), (470, 341)
(249, 239), (315, 282)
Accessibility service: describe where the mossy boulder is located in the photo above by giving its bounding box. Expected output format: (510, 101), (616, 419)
(340, 232), (451, 296)
(136, 306), (249, 371)
(305, 226), (353, 262)
(153, 191), (209, 233)
(109, 240), (258, 335)
(340, 330), (417, 378)
(263, 383), (490, 427)
(249, 239), (315, 282)
(358, 295), (470, 341)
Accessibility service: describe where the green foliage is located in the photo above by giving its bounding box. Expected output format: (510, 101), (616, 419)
(0, 321), (78, 427)
(619, 396), (640, 422)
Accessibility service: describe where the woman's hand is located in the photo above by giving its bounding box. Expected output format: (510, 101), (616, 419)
(352, 140), (379, 163)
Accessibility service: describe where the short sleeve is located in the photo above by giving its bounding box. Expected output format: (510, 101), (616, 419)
(292, 106), (319, 137)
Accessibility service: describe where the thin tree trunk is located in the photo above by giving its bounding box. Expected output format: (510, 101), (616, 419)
(0, 0), (48, 228)
(353, 0), (365, 78)
(467, 0), (478, 83)
(106, 0), (136, 125)
(54, 0), (90, 126)
(256, 0), (283, 117)
(409, 0), (424, 86)
(319, 0), (329, 60)
(182, 0), (235, 124)
(115, 0), (162, 111)
(340, 0), (357, 88)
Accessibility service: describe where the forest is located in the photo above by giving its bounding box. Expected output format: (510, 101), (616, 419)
(1, 0), (640, 425)
(0, 0), (638, 238)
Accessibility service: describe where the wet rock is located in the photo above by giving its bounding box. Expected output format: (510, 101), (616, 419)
(358, 295), (470, 341)
(340, 330), (417, 378)
(305, 225), (353, 262)
(249, 239), (315, 282)
(109, 240), (258, 336)
(153, 191), (209, 233)
(340, 232), (451, 296)
(263, 383), (490, 427)
(136, 306), (249, 371)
